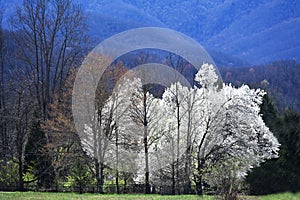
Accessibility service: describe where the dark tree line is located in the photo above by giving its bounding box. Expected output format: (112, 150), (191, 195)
(0, 0), (89, 191)
(247, 95), (300, 194)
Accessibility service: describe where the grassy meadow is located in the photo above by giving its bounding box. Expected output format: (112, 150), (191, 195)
(0, 192), (300, 200)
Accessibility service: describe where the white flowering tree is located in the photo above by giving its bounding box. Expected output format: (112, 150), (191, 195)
(160, 81), (207, 194)
(153, 63), (279, 195)
(80, 63), (279, 196)
(191, 64), (280, 195)
(104, 78), (143, 193)
(117, 78), (166, 194)
(160, 82), (190, 193)
(81, 77), (141, 193)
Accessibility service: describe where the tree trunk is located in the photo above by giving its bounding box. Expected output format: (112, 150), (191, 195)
(16, 95), (25, 191)
(17, 146), (24, 191)
(95, 160), (104, 194)
(144, 126), (150, 194)
(100, 163), (105, 193)
(171, 135), (175, 195)
(143, 91), (151, 194)
(145, 171), (150, 194)
(186, 90), (198, 195)
(115, 126), (120, 194)
(116, 171), (120, 194)
(171, 163), (175, 195)
(184, 146), (191, 194)
(123, 177), (127, 194)
(184, 144), (191, 194)
(79, 183), (83, 194)
(184, 101), (192, 194)
(176, 97), (180, 195)
(184, 162), (191, 194)
(195, 178), (203, 195)
(195, 156), (205, 195)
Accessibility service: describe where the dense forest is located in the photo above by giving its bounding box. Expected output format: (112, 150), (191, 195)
(0, 0), (299, 198)
(219, 61), (300, 113)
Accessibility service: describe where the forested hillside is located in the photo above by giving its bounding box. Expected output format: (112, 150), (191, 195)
(2, 0), (300, 65)
(219, 60), (300, 112)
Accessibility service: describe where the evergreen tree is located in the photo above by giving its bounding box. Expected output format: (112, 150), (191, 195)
(24, 111), (54, 189)
(71, 158), (91, 194)
(247, 95), (300, 194)
(280, 108), (300, 192)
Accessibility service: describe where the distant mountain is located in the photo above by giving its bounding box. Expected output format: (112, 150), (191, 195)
(0, 0), (18, 27)
(120, 0), (300, 65)
(80, 0), (300, 65)
(1, 0), (300, 65)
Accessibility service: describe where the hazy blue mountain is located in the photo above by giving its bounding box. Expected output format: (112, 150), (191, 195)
(2, 0), (300, 65)
(80, 0), (300, 65)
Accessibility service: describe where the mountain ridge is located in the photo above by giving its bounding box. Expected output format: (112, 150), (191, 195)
(1, 0), (299, 65)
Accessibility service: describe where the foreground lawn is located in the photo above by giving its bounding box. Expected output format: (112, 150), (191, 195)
(0, 192), (299, 200)
(258, 192), (300, 200)
(0, 192), (211, 200)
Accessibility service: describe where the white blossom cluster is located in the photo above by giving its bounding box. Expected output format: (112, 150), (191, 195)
(81, 63), (280, 184)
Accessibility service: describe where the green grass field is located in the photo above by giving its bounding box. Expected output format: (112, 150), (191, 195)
(0, 192), (299, 200)
(258, 192), (300, 200)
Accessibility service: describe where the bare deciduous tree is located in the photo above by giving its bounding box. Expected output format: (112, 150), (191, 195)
(11, 0), (87, 119)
